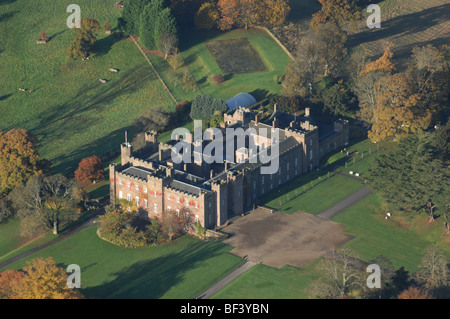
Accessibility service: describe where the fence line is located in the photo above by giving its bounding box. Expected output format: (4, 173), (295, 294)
(131, 36), (178, 104)
(250, 25), (295, 61)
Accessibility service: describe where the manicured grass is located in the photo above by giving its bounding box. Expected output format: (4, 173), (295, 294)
(0, 0), (175, 175)
(331, 193), (449, 272)
(149, 28), (291, 103)
(0, 219), (23, 258)
(212, 261), (322, 299)
(262, 173), (365, 215)
(1, 226), (245, 299)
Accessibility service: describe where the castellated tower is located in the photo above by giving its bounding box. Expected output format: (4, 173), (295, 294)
(285, 125), (319, 173)
(121, 143), (133, 165)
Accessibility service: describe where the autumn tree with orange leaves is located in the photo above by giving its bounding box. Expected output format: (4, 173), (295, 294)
(360, 42), (396, 77)
(74, 155), (105, 186)
(0, 129), (50, 196)
(368, 72), (432, 143)
(397, 287), (433, 299)
(311, 0), (361, 29)
(0, 257), (84, 299)
(217, 0), (290, 30)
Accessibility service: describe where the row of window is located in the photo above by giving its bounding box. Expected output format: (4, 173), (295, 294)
(118, 191), (200, 210)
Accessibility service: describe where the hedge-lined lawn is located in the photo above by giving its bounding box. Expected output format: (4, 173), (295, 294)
(0, 0), (174, 175)
(263, 173), (365, 215)
(149, 28), (291, 103)
(1, 226), (245, 299)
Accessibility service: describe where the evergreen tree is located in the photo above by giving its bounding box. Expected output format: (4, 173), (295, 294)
(139, 0), (165, 50)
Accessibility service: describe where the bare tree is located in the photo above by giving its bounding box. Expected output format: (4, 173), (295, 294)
(10, 174), (79, 237)
(310, 247), (366, 298)
(159, 33), (178, 60)
(415, 245), (449, 293)
(161, 207), (193, 241)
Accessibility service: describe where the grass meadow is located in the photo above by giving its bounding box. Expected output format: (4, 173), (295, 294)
(1, 226), (244, 299)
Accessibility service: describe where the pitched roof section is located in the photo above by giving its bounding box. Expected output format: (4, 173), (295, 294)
(226, 93), (257, 110)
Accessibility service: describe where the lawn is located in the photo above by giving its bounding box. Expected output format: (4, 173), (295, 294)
(1, 226), (245, 299)
(263, 173), (365, 215)
(212, 261), (322, 299)
(0, 0), (175, 175)
(147, 28), (292, 103)
(332, 193), (450, 272)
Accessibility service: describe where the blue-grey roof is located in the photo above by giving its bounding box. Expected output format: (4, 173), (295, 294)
(226, 93), (257, 110)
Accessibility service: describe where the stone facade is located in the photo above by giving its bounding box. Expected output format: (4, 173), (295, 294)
(109, 107), (349, 230)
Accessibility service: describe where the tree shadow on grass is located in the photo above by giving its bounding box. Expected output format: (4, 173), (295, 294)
(81, 239), (236, 299)
(348, 3), (450, 49)
(94, 34), (123, 58)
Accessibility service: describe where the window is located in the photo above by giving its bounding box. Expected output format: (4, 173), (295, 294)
(287, 162), (289, 170)
(295, 157), (298, 166)
(127, 182), (130, 188)
(135, 196), (139, 206)
(154, 203), (158, 213)
(144, 187), (148, 194)
(310, 150), (313, 160)
(176, 197), (180, 203)
(119, 179), (122, 185)
(119, 191), (123, 200)
(176, 209), (180, 217)
(167, 195), (171, 201)
(144, 199), (148, 208)
(154, 191), (157, 198)
(135, 184), (139, 191)
(253, 181), (256, 190)
(167, 206), (171, 212)
(310, 139), (312, 146)
(127, 193), (131, 202)
(195, 215), (199, 223)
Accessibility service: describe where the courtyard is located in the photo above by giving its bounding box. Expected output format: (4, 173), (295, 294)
(221, 208), (353, 269)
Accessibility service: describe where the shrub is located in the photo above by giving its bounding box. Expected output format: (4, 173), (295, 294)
(167, 53), (184, 71)
(98, 208), (165, 247)
(74, 155), (104, 186)
(212, 74), (225, 85)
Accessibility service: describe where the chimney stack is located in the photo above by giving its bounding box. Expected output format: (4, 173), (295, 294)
(274, 103), (278, 114)
(305, 107), (310, 117)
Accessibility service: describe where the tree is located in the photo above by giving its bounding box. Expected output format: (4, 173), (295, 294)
(310, 247), (366, 298)
(159, 32), (178, 59)
(408, 44), (449, 120)
(190, 94), (228, 120)
(168, 52), (184, 71)
(10, 174), (80, 236)
(217, 0), (240, 30)
(311, 0), (362, 29)
(154, 8), (178, 52)
(397, 287), (433, 299)
(0, 270), (25, 299)
(74, 156), (105, 186)
(258, 0), (290, 27)
(161, 207), (193, 241)
(352, 71), (385, 124)
(195, 2), (220, 30)
(369, 72), (432, 143)
(0, 129), (49, 196)
(367, 133), (450, 219)
(313, 22), (348, 77)
(139, 0), (166, 50)
(415, 245), (449, 294)
(66, 18), (100, 60)
(0, 199), (13, 224)
(118, 0), (149, 36)
(137, 108), (171, 132)
(360, 42), (396, 77)
(322, 80), (351, 116)
(6, 257), (84, 299)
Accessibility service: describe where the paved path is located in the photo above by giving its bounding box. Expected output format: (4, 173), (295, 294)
(317, 187), (373, 220)
(0, 210), (103, 270)
(197, 261), (257, 299)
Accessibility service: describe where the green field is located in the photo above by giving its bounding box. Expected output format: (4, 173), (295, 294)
(1, 226), (245, 299)
(0, 0), (176, 175)
(149, 28), (292, 102)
